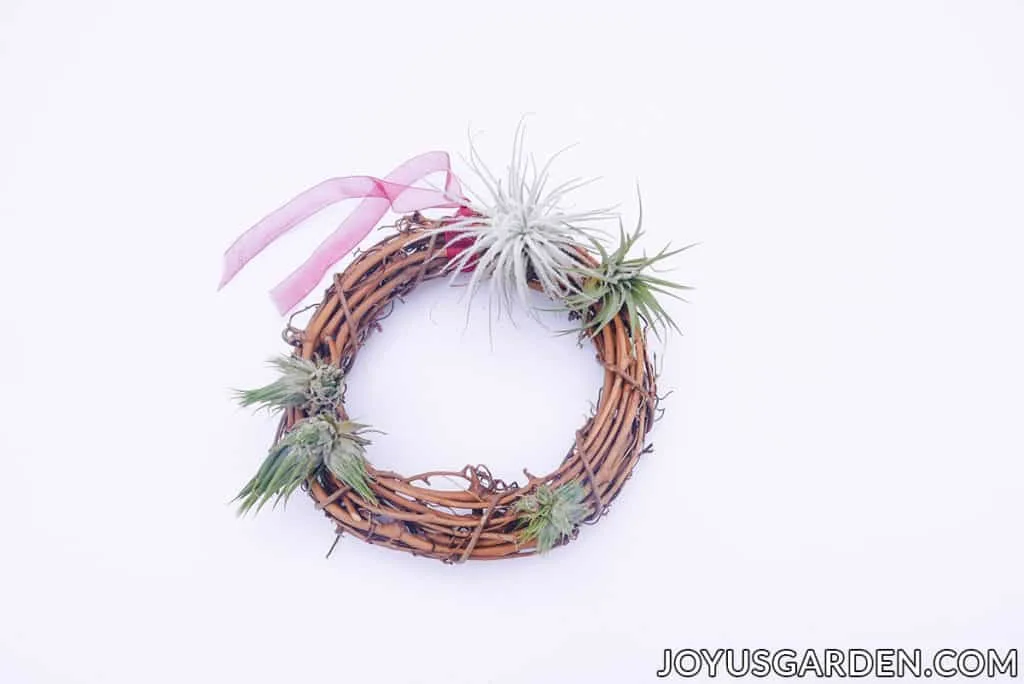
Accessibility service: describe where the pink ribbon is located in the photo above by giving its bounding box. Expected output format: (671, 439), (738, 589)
(442, 205), (482, 270)
(219, 151), (467, 315)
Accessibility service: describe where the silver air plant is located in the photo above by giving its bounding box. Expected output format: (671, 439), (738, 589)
(564, 198), (693, 341)
(234, 355), (344, 415)
(235, 414), (377, 515)
(432, 127), (616, 321)
(515, 481), (591, 553)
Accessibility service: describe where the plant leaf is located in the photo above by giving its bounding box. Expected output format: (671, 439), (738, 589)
(514, 481), (590, 553)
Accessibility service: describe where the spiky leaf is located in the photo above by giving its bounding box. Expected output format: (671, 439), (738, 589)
(515, 481), (590, 553)
(564, 196), (693, 341)
(234, 415), (377, 515)
(234, 416), (333, 515)
(233, 355), (345, 415)
(323, 420), (378, 503)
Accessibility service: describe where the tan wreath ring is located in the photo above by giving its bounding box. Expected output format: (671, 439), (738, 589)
(271, 213), (659, 562)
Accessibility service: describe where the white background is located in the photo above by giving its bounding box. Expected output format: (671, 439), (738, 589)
(1, 1), (1022, 682)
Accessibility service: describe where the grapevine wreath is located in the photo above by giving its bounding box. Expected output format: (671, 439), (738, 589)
(219, 134), (692, 562)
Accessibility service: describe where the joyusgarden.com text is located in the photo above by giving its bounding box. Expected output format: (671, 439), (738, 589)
(657, 648), (1018, 678)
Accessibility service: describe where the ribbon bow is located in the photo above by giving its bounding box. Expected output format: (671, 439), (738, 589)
(219, 151), (467, 315)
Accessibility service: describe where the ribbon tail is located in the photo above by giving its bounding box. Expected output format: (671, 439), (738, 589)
(218, 177), (369, 290)
(267, 196), (389, 315)
(267, 152), (465, 315)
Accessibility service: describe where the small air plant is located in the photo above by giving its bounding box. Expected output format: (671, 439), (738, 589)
(235, 414), (377, 515)
(431, 126), (616, 321)
(514, 481), (591, 554)
(564, 197), (693, 341)
(234, 355), (344, 415)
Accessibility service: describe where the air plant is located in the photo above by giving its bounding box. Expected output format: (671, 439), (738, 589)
(234, 355), (344, 415)
(321, 419), (377, 505)
(564, 196), (693, 341)
(430, 126), (616, 321)
(514, 481), (591, 553)
(235, 414), (377, 515)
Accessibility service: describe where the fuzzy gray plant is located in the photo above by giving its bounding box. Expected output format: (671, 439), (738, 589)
(514, 481), (591, 553)
(430, 126), (616, 321)
(234, 355), (345, 415)
(235, 414), (377, 515)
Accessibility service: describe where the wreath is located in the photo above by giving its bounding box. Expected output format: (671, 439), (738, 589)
(219, 136), (691, 562)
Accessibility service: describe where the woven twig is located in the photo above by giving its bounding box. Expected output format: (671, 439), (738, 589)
(280, 216), (657, 561)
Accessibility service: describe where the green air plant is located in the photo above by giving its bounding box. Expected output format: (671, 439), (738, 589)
(234, 355), (345, 415)
(514, 481), (591, 553)
(564, 199), (693, 341)
(235, 414), (377, 515)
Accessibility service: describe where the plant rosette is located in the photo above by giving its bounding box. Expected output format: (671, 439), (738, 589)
(219, 132), (692, 562)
